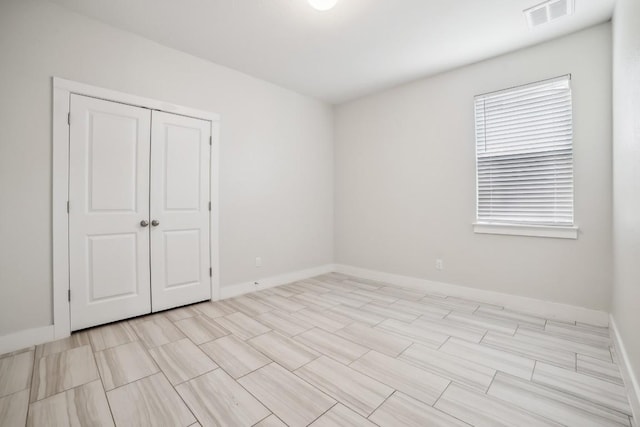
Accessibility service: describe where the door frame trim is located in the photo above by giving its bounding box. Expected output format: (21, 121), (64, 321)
(52, 77), (221, 339)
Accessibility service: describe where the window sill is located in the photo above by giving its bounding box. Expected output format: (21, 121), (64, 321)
(473, 222), (579, 239)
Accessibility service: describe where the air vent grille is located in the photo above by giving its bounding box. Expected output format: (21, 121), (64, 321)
(524, 0), (574, 28)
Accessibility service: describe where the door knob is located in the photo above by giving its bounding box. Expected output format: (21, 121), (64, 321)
(140, 220), (149, 227)
(151, 220), (160, 227)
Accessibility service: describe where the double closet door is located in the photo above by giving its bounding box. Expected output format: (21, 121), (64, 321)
(68, 94), (212, 331)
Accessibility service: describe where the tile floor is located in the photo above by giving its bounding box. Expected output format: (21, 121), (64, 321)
(0, 273), (635, 426)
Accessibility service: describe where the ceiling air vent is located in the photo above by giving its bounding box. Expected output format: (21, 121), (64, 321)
(524, 0), (574, 28)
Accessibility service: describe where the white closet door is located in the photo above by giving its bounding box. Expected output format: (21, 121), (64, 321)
(150, 111), (211, 311)
(69, 95), (152, 330)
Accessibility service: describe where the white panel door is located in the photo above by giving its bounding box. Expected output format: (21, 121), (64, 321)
(69, 95), (152, 330)
(150, 111), (211, 311)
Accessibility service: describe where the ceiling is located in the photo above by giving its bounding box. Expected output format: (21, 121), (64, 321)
(47, 0), (615, 104)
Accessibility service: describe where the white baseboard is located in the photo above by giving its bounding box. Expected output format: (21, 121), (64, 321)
(219, 264), (336, 300)
(0, 325), (55, 355)
(334, 264), (609, 326)
(610, 314), (640, 423)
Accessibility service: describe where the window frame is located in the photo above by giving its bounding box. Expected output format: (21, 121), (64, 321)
(472, 75), (578, 239)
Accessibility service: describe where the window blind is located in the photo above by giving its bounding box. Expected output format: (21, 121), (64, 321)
(475, 75), (574, 226)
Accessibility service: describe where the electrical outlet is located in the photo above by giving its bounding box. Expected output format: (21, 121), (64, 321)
(255, 257), (262, 267)
(435, 259), (444, 271)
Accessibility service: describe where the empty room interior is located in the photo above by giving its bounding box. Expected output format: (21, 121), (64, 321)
(1, 0), (639, 425)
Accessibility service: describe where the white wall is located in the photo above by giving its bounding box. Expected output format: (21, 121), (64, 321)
(335, 23), (612, 311)
(0, 0), (334, 336)
(612, 0), (640, 397)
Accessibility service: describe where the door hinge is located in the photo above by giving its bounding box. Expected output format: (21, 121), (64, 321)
(67, 201), (70, 213)
(208, 201), (211, 211)
(209, 136), (212, 145)
(209, 267), (212, 277)
(68, 290), (71, 302)
(67, 113), (71, 126)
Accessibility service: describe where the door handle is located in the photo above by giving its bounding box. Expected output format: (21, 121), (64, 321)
(151, 220), (160, 227)
(140, 220), (149, 227)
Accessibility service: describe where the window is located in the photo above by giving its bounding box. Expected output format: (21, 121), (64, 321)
(474, 75), (577, 239)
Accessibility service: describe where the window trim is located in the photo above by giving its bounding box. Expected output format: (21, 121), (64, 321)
(473, 222), (578, 239)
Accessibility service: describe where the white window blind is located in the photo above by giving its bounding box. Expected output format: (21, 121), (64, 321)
(475, 75), (574, 226)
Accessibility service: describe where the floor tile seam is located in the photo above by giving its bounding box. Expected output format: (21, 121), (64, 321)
(296, 316), (358, 335)
(156, 360), (220, 388)
(85, 346), (117, 427)
(395, 341), (417, 359)
(29, 345), (100, 404)
(515, 327), (614, 350)
(345, 349), (452, 406)
(128, 320), (187, 350)
(439, 340), (543, 383)
(90, 337), (145, 356)
(529, 373), (633, 411)
(405, 319), (489, 344)
(26, 383), (113, 425)
(334, 330), (412, 357)
(285, 357), (369, 407)
(304, 401), (339, 426)
(431, 380), (453, 408)
(359, 306), (419, 323)
(231, 350), (289, 382)
(495, 370), (633, 418)
(252, 301), (306, 315)
(348, 290), (399, 305)
(484, 367), (500, 395)
(275, 347), (322, 373)
(0, 347), (35, 361)
(326, 307), (387, 327)
(101, 368), (161, 395)
(479, 338), (603, 367)
(273, 324), (315, 339)
(490, 382), (634, 427)
(188, 326), (237, 347)
(365, 389), (397, 423)
(475, 314), (544, 331)
(23, 346), (37, 427)
(152, 324), (225, 379)
(535, 332), (614, 350)
(180, 333), (235, 347)
(462, 335), (559, 364)
(145, 366), (198, 425)
(95, 343), (163, 387)
(462, 373), (573, 427)
(246, 329), (297, 346)
(249, 411), (279, 427)
(368, 388), (474, 427)
(545, 323), (613, 339)
(210, 322), (273, 341)
(346, 349), (375, 368)
(88, 333), (141, 353)
(574, 367), (626, 386)
(371, 323), (447, 350)
(398, 350), (500, 394)
(236, 360), (338, 421)
(291, 334), (368, 366)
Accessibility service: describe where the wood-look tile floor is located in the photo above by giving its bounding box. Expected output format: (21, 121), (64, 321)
(0, 273), (635, 427)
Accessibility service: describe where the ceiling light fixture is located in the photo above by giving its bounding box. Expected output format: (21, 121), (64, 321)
(308, 0), (338, 11)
